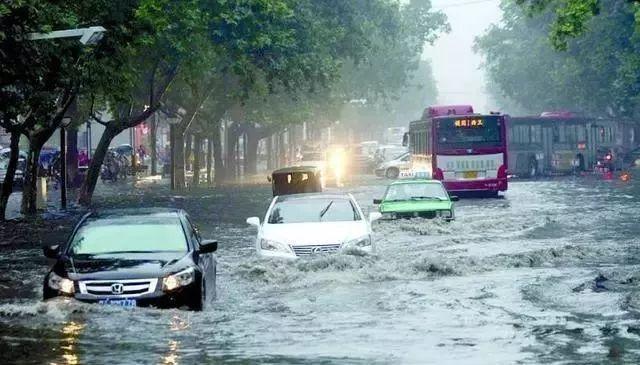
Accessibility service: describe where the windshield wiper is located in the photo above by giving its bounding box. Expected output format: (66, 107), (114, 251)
(410, 196), (444, 201)
(319, 200), (334, 220)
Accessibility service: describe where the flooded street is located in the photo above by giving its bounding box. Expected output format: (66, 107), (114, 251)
(1, 176), (640, 364)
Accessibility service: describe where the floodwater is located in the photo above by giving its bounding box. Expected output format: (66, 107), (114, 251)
(1, 175), (640, 364)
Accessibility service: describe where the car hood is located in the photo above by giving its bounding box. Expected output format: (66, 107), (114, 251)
(380, 199), (452, 213)
(262, 221), (369, 246)
(63, 252), (191, 281)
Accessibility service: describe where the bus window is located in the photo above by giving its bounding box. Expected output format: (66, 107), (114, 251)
(531, 125), (542, 143)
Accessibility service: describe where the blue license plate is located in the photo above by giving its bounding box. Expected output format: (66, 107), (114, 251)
(98, 298), (137, 308)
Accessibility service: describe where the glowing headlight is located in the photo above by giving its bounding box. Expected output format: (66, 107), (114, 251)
(48, 272), (75, 294)
(163, 267), (195, 291)
(260, 239), (292, 253)
(345, 235), (372, 248)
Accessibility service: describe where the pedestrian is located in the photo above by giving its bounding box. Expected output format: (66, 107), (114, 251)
(137, 145), (147, 164)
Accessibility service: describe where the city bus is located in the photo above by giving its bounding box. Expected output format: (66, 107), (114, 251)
(507, 112), (639, 176)
(407, 105), (508, 195)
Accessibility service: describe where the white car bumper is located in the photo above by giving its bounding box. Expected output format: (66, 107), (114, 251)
(258, 245), (373, 259)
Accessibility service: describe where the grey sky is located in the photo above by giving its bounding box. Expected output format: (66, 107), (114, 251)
(425, 0), (502, 113)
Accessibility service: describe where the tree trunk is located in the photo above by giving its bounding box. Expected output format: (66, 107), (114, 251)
(0, 131), (21, 220)
(150, 112), (158, 175)
(266, 135), (273, 170)
(21, 137), (45, 215)
(67, 127), (79, 188)
(212, 125), (224, 184)
(172, 131), (186, 191)
(206, 138), (213, 185)
(192, 135), (202, 187)
(225, 123), (240, 181)
(184, 134), (193, 172)
(78, 124), (120, 206)
(245, 131), (259, 175)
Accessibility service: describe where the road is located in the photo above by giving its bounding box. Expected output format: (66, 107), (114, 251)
(0, 175), (639, 364)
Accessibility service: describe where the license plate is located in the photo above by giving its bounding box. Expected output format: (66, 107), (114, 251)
(463, 171), (478, 179)
(98, 298), (137, 308)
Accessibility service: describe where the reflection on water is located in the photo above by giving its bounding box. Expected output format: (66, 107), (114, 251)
(57, 321), (84, 365)
(161, 340), (180, 365)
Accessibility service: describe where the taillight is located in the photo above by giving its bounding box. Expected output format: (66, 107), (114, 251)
(434, 168), (444, 180)
(498, 165), (507, 179)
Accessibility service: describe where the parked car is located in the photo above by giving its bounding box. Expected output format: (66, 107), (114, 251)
(43, 208), (218, 311)
(374, 152), (411, 179)
(373, 145), (408, 166)
(246, 193), (381, 259)
(373, 180), (458, 220)
(0, 149), (27, 188)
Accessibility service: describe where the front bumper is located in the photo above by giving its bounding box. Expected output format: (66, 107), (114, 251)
(258, 245), (373, 259)
(44, 281), (199, 309)
(381, 210), (454, 220)
(443, 178), (507, 192)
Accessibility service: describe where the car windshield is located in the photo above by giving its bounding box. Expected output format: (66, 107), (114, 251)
(268, 197), (361, 223)
(385, 183), (448, 201)
(68, 216), (188, 255)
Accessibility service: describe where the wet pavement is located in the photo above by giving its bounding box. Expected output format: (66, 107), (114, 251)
(1, 174), (640, 364)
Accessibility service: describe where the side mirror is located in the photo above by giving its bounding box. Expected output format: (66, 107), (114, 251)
(199, 239), (218, 254)
(43, 244), (60, 259)
(373, 199), (382, 205)
(246, 217), (260, 227)
(450, 196), (460, 202)
(369, 212), (382, 222)
(267, 176), (272, 182)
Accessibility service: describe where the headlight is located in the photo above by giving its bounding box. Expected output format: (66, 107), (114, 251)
(438, 210), (453, 218)
(48, 272), (74, 295)
(163, 267), (195, 291)
(345, 235), (372, 248)
(260, 239), (292, 253)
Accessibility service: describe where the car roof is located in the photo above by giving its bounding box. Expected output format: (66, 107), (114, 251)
(272, 166), (322, 174)
(390, 179), (443, 186)
(88, 208), (184, 220)
(276, 192), (351, 201)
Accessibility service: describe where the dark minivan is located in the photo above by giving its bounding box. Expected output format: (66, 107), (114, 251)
(43, 208), (218, 311)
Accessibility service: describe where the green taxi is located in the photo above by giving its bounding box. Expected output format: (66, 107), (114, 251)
(373, 179), (458, 220)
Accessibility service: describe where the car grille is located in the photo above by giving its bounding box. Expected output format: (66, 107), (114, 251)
(291, 244), (342, 256)
(396, 211), (437, 219)
(78, 278), (158, 297)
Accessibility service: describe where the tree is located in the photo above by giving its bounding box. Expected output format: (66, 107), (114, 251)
(475, 0), (640, 117)
(515, 0), (640, 50)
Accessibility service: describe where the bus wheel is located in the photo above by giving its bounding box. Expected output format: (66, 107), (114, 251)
(386, 167), (399, 179)
(528, 158), (538, 178)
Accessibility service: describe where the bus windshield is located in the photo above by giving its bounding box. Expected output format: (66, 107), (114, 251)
(436, 116), (502, 150)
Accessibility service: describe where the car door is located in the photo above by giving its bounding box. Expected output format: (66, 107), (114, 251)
(185, 215), (215, 302)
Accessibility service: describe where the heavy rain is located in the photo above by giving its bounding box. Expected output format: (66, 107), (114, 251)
(1, 0), (640, 364)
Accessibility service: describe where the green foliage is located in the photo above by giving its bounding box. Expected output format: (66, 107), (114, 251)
(516, 0), (640, 50)
(476, 0), (640, 117)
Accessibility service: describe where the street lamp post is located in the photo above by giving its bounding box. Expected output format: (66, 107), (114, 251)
(60, 117), (73, 209)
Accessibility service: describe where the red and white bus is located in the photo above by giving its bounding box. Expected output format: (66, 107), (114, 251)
(406, 105), (508, 195)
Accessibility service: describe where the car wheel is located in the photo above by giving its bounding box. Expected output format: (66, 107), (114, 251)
(385, 167), (399, 179)
(528, 158), (538, 178)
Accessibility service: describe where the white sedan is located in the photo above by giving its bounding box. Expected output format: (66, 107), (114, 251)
(246, 193), (382, 259)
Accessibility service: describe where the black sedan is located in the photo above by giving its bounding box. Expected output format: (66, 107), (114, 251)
(43, 208), (218, 311)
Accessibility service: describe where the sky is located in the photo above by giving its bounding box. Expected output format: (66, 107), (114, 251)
(425, 0), (503, 113)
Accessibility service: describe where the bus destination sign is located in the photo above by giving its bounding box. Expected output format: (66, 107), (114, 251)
(454, 119), (484, 128)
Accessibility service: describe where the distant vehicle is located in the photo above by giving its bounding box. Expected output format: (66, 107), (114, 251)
(349, 141), (379, 173)
(43, 208), (219, 311)
(384, 127), (407, 145)
(373, 180), (458, 220)
(374, 145), (408, 164)
(374, 152), (411, 179)
(246, 193), (381, 259)
(269, 166), (323, 196)
(507, 112), (639, 176)
(114, 144), (134, 156)
(408, 105), (508, 195)
(0, 148), (26, 187)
